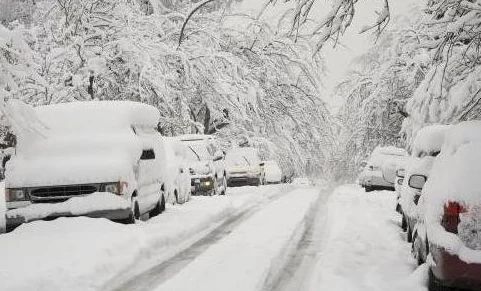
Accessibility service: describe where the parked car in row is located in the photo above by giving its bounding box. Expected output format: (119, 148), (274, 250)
(359, 146), (407, 192)
(5, 101), (167, 231)
(225, 147), (265, 187)
(264, 160), (282, 184)
(399, 125), (449, 241)
(160, 137), (191, 204)
(410, 121), (481, 291)
(179, 134), (227, 196)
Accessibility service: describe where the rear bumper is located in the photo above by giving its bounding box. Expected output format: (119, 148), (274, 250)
(227, 176), (260, 187)
(6, 208), (131, 232)
(362, 171), (394, 189)
(430, 246), (481, 290)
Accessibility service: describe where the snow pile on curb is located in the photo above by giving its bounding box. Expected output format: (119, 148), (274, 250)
(0, 185), (281, 291)
(306, 185), (424, 291)
(154, 187), (319, 291)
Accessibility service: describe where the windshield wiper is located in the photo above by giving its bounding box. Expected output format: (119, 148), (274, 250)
(189, 146), (201, 161)
(242, 156), (251, 165)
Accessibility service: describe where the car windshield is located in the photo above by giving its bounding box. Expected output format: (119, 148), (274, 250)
(185, 143), (211, 161)
(225, 154), (250, 167)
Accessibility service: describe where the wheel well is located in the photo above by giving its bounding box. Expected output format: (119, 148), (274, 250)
(132, 191), (138, 198)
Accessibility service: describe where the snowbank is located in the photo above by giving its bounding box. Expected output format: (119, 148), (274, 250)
(6, 192), (130, 222)
(306, 185), (424, 291)
(0, 185), (284, 291)
(154, 187), (319, 291)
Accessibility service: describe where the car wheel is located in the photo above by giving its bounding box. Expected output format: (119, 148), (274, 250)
(160, 194), (166, 212)
(220, 177), (227, 195)
(428, 268), (450, 291)
(407, 226), (413, 243)
(401, 215), (407, 232)
(122, 196), (139, 224)
(174, 191), (179, 204)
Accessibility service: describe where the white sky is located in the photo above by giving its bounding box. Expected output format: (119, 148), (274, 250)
(231, 0), (419, 108)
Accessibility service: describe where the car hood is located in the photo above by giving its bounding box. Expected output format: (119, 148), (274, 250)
(6, 154), (135, 188)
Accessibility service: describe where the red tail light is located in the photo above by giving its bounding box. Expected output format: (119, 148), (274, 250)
(442, 201), (467, 233)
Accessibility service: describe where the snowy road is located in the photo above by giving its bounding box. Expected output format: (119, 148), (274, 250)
(0, 184), (429, 291)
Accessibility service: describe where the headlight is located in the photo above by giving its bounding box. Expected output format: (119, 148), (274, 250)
(103, 183), (119, 194)
(102, 182), (128, 195)
(6, 188), (27, 202)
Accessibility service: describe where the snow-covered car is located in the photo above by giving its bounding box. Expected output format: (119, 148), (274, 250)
(225, 147), (265, 187)
(400, 156), (434, 242)
(4, 101), (166, 232)
(160, 137), (191, 204)
(359, 146), (407, 192)
(179, 134), (227, 196)
(264, 160), (282, 184)
(399, 125), (449, 238)
(415, 121), (481, 290)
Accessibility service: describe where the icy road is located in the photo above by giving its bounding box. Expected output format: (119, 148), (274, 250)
(0, 184), (427, 291)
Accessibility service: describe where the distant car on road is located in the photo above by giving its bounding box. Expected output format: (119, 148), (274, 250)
(225, 147), (265, 187)
(359, 146), (407, 192)
(5, 101), (166, 232)
(263, 160), (282, 184)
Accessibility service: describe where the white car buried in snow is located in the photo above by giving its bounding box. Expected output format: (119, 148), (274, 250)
(263, 160), (282, 184)
(225, 147), (265, 187)
(359, 146), (407, 192)
(4, 101), (166, 232)
(160, 137), (191, 204)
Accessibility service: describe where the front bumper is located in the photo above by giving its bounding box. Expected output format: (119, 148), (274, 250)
(5, 207), (131, 232)
(430, 246), (481, 290)
(190, 176), (215, 195)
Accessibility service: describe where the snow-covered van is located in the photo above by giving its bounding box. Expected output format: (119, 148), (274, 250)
(225, 147), (265, 187)
(4, 101), (166, 231)
(417, 121), (481, 290)
(179, 134), (227, 196)
(359, 146), (407, 192)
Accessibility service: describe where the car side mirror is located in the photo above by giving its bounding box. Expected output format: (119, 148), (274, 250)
(408, 174), (427, 190)
(259, 162), (265, 167)
(140, 149), (155, 160)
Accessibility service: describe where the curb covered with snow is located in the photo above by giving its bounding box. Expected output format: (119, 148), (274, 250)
(154, 187), (319, 291)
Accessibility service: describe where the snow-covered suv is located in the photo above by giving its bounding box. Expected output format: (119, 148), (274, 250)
(225, 147), (265, 186)
(179, 134), (227, 196)
(4, 101), (166, 231)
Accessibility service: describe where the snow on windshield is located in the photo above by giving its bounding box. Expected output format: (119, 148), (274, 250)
(185, 143), (211, 161)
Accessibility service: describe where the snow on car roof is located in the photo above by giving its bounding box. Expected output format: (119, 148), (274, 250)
(372, 146), (407, 156)
(412, 124), (451, 157)
(439, 120), (481, 156)
(35, 101), (160, 132)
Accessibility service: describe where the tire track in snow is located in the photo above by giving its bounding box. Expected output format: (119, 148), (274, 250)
(109, 186), (292, 291)
(267, 187), (333, 291)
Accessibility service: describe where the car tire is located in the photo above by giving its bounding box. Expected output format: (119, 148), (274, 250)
(365, 186), (373, 192)
(401, 215), (407, 232)
(149, 193), (164, 218)
(122, 196), (139, 224)
(220, 177), (227, 195)
(428, 268), (449, 291)
(407, 226), (413, 243)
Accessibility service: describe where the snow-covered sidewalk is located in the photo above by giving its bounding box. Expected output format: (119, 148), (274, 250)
(305, 185), (426, 291)
(154, 187), (320, 291)
(0, 185), (285, 291)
